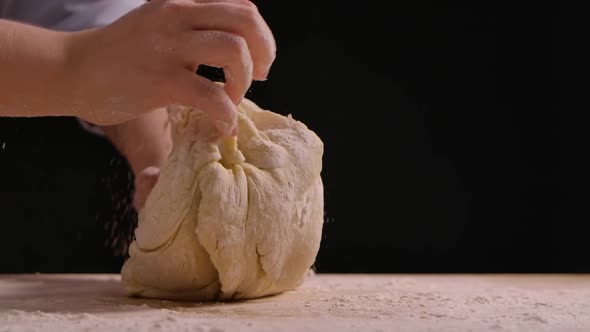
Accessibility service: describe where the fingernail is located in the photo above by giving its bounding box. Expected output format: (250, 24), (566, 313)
(231, 126), (238, 137)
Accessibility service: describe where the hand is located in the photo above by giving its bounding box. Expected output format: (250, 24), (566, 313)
(133, 166), (161, 211)
(99, 109), (172, 211)
(66, 0), (276, 133)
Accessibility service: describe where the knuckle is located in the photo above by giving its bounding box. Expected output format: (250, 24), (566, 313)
(236, 7), (275, 57)
(266, 41), (277, 62)
(160, 0), (189, 16)
(241, 0), (258, 10)
(222, 33), (248, 55)
(236, 6), (263, 35)
(240, 5), (260, 24)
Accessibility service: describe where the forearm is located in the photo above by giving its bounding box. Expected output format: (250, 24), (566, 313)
(101, 109), (172, 174)
(0, 19), (76, 118)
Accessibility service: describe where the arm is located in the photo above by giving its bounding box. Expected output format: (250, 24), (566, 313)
(100, 109), (171, 175)
(1, 0), (276, 132)
(0, 19), (75, 118)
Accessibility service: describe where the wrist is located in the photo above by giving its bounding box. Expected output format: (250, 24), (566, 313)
(101, 110), (173, 174)
(60, 29), (99, 122)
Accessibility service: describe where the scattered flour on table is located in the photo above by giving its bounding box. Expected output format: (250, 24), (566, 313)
(1, 275), (589, 332)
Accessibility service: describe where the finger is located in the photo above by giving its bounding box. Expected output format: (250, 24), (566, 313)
(134, 166), (161, 211)
(178, 30), (253, 105)
(192, 0), (256, 8)
(172, 71), (238, 134)
(182, 2), (276, 80)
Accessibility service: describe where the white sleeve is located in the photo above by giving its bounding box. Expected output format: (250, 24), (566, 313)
(0, 0), (145, 31)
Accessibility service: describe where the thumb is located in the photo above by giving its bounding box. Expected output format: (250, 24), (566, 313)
(133, 166), (161, 211)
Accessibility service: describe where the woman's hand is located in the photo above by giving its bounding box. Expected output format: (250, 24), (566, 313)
(133, 166), (161, 211)
(67, 0), (275, 133)
(99, 108), (172, 211)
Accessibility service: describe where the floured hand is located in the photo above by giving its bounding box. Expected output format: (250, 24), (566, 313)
(0, 1), (275, 131)
(66, 0), (276, 130)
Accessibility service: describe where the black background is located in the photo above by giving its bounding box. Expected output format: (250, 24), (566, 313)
(1, 2), (586, 273)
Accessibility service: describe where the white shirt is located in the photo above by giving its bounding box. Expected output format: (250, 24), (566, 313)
(0, 0), (144, 31)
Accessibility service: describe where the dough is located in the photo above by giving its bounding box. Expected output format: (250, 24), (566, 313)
(121, 99), (324, 301)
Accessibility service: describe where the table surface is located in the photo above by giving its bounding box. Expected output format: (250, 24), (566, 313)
(1, 273), (589, 332)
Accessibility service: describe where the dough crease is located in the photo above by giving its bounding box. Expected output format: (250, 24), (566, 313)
(121, 99), (324, 301)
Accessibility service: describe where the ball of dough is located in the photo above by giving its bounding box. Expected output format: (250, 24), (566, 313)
(121, 99), (324, 301)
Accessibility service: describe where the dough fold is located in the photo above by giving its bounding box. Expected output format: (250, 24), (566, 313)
(121, 99), (324, 301)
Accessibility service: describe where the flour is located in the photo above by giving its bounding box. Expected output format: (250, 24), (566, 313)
(2, 274), (590, 332)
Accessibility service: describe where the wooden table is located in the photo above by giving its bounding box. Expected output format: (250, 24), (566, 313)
(1, 274), (589, 331)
